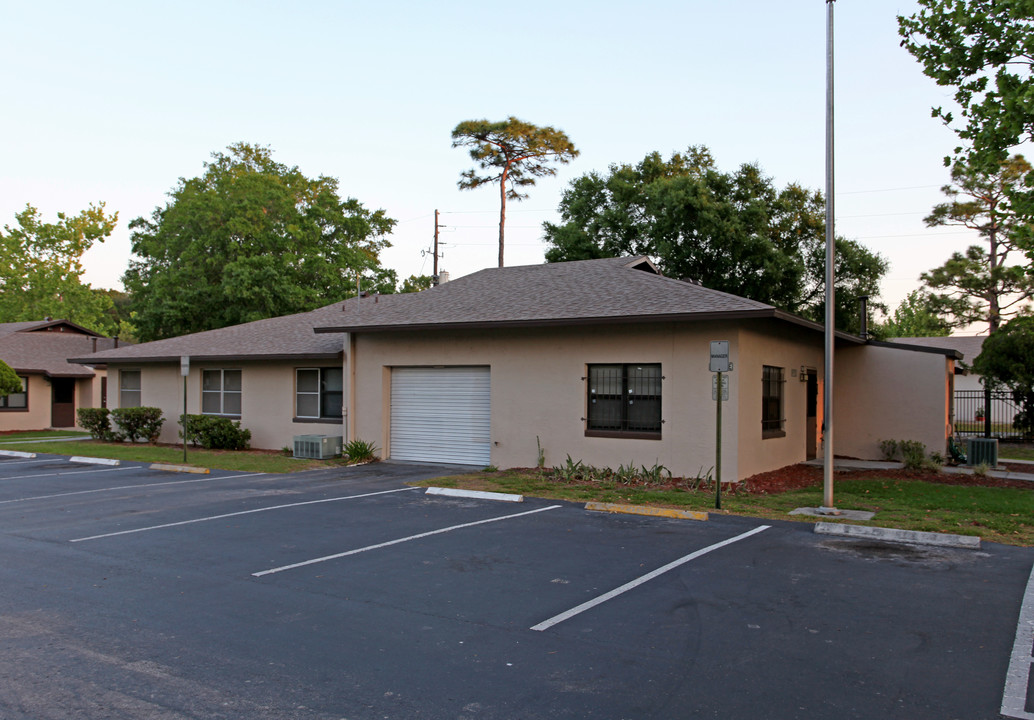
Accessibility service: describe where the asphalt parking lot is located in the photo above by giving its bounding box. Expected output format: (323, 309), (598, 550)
(1, 452), (1033, 719)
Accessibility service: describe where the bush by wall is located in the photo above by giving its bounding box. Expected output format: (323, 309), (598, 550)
(77, 407), (115, 441)
(110, 407), (165, 444)
(180, 414), (251, 450)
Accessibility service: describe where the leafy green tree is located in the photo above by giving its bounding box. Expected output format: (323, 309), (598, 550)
(898, 1), (1034, 173)
(0, 359), (22, 396)
(452, 117), (578, 267)
(0, 204), (118, 334)
(973, 316), (1034, 437)
(872, 289), (953, 339)
(399, 275), (433, 293)
(543, 147), (887, 333)
(920, 155), (1034, 332)
(124, 143), (397, 341)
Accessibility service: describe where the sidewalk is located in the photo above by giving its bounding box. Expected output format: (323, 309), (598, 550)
(802, 456), (1034, 482)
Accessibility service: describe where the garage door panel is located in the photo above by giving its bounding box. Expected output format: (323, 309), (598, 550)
(390, 367), (491, 465)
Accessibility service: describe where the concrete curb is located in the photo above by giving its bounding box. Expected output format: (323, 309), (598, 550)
(425, 487), (523, 503)
(70, 456), (120, 466)
(149, 463), (210, 475)
(0, 450), (36, 459)
(585, 502), (708, 522)
(814, 521), (981, 549)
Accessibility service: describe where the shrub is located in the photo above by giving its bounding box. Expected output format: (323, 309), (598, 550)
(179, 414), (251, 450)
(343, 438), (378, 463)
(111, 407), (165, 443)
(77, 407), (115, 441)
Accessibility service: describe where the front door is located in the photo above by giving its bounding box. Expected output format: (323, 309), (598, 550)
(51, 378), (76, 427)
(806, 370), (818, 460)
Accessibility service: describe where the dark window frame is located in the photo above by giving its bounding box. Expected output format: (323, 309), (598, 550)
(585, 363), (662, 439)
(762, 365), (785, 438)
(294, 367), (343, 421)
(0, 375), (28, 412)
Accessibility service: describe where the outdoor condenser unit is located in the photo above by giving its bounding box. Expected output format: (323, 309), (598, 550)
(966, 438), (999, 468)
(293, 435), (343, 460)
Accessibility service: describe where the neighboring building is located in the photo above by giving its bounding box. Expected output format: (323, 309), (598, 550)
(0, 319), (122, 431)
(78, 257), (959, 480)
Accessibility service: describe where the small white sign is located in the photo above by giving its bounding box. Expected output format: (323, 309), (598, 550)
(712, 374), (729, 401)
(180, 356), (190, 377)
(709, 341), (730, 372)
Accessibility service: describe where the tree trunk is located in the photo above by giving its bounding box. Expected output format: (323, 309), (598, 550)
(498, 167), (508, 268)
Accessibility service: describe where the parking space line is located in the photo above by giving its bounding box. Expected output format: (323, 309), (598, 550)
(0, 459), (50, 467)
(71, 487), (419, 542)
(1001, 562), (1034, 719)
(252, 504), (563, 578)
(0, 473), (265, 507)
(0, 466), (136, 481)
(531, 524), (771, 632)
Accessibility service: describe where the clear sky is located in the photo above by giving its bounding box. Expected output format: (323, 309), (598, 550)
(2, 1), (986, 330)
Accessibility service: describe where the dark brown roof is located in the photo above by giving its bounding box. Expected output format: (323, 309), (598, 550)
(889, 335), (984, 363)
(0, 332), (120, 377)
(316, 256), (783, 334)
(75, 302), (347, 365)
(0, 319), (103, 337)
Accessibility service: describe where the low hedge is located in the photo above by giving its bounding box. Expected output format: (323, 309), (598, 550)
(77, 407), (115, 441)
(180, 414), (251, 450)
(111, 407), (165, 443)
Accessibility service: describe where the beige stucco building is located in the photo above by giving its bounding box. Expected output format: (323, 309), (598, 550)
(0, 320), (120, 432)
(79, 257), (958, 480)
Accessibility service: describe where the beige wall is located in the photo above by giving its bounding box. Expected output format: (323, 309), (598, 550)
(351, 322), (747, 480)
(107, 361), (344, 450)
(835, 345), (952, 459)
(735, 323), (826, 479)
(0, 374), (51, 432)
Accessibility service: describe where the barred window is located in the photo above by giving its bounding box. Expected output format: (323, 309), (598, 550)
(296, 368), (343, 419)
(587, 364), (662, 438)
(762, 365), (784, 437)
(202, 369), (242, 416)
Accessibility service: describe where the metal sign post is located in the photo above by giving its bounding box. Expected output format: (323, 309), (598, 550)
(181, 356), (189, 463)
(710, 341), (732, 510)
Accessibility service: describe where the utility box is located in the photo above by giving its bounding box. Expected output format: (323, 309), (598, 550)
(967, 438), (999, 468)
(293, 435), (343, 460)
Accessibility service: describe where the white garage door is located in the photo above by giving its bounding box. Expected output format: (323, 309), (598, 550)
(390, 366), (491, 465)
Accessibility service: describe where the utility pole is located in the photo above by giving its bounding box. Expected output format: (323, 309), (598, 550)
(822, 0), (838, 513)
(425, 210), (447, 285)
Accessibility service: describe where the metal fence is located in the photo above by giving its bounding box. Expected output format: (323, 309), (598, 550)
(954, 390), (1025, 439)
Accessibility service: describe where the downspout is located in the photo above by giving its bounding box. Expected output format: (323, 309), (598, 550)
(347, 332), (356, 444)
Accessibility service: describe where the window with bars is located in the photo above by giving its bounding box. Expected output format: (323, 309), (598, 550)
(119, 370), (141, 408)
(762, 365), (785, 437)
(296, 368), (343, 419)
(587, 364), (662, 438)
(202, 369), (242, 416)
(0, 376), (27, 410)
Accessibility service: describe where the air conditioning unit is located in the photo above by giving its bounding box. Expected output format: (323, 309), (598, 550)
(967, 438), (999, 468)
(293, 435), (342, 460)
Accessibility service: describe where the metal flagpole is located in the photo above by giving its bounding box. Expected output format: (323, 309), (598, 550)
(822, 0), (837, 512)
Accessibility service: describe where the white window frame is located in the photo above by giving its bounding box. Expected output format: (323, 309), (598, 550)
(202, 369), (242, 417)
(119, 370), (141, 408)
(295, 367), (343, 419)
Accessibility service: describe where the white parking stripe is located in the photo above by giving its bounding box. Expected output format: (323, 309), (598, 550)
(0, 472), (265, 507)
(1002, 562), (1034, 719)
(1, 466), (135, 481)
(531, 525), (771, 632)
(0, 459), (50, 467)
(71, 487), (419, 542)
(253, 504), (563, 577)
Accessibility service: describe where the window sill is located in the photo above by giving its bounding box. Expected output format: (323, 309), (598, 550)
(762, 429), (786, 439)
(293, 417), (343, 424)
(0, 407), (28, 412)
(201, 413), (241, 419)
(585, 429), (662, 441)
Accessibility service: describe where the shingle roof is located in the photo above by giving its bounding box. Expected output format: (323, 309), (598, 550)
(889, 335), (985, 364)
(0, 332), (120, 377)
(76, 302), (347, 364)
(0, 319), (103, 338)
(316, 256), (778, 333)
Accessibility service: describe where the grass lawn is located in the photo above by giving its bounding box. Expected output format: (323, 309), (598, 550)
(1000, 443), (1034, 461)
(414, 467), (1034, 547)
(0, 438), (348, 474)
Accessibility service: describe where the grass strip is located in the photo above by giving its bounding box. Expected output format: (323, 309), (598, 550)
(412, 469), (1034, 546)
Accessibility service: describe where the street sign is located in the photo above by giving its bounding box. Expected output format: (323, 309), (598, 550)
(712, 374), (729, 401)
(180, 356), (190, 377)
(709, 341), (730, 372)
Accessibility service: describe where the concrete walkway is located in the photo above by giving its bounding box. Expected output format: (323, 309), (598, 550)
(802, 457), (1034, 483)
